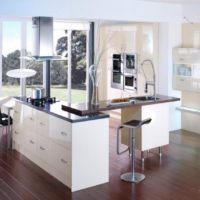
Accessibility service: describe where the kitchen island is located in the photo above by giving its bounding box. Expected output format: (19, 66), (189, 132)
(12, 97), (109, 192)
(12, 95), (179, 192)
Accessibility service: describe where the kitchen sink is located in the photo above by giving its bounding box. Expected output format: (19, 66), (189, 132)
(134, 96), (160, 101)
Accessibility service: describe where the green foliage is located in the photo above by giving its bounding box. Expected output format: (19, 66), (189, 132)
(2, 31), (87, 88)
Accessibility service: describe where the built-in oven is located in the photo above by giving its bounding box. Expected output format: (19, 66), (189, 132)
(111, 53), (137, 91)
(111, 54), (124, 90)
(124, 74), (137, 91)
(124, 54), (137, 74)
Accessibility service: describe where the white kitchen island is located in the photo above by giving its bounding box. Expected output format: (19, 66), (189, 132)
(12, 98), (109, 192)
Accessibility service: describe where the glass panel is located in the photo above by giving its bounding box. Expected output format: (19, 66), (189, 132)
(26, 21), (43, 97)
(2, 21), (21, 96)
(71, 30), (87, 103)
(51, 60), (68, 100)
(174, 64), (192, 76)
(52, 22), (68, 101)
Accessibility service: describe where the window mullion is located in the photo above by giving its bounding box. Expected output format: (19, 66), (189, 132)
(20, 20), (27, 97)
(67, 30), (72, 103)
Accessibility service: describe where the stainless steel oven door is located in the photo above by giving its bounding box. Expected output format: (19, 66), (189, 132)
(124, 54), (137, 74)
(112, 54), (123, 73)
(124, 74), (137, 91)
(111, 72), (124, 90)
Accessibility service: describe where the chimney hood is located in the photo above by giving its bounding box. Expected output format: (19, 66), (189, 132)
(32, 16), (65, 61)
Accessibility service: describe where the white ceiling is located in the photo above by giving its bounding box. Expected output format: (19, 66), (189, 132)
(137, 0), (200, 4)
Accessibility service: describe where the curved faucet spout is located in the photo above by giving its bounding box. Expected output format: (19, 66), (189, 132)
(141, 59), (156, 100)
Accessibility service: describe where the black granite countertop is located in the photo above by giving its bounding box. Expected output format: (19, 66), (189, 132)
(61, 94), (180, 116)
(14, 97), (109, 123)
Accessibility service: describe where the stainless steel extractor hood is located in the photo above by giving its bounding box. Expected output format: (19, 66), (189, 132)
(32, 16), (65, 61)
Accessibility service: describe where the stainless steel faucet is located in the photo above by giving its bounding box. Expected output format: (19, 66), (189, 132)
(141, 59), (156, 100)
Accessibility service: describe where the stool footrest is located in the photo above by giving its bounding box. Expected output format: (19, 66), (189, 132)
(120, 172), (145, 183)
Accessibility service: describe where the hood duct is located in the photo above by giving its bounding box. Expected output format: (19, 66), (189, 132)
(32, 16), (65, 61)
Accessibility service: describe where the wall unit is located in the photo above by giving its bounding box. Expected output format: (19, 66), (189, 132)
(12, 100), (109, 192)
(173, 48), (200, 92)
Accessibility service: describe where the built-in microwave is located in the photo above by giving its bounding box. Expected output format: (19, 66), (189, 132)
(124, 74), (137, 90)
(111, 53), (137, 91)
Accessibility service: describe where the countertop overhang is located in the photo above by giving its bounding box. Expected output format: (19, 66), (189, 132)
(61, 94), (180, 116)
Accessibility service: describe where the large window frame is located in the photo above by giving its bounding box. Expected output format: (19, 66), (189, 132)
(0, 18), (91, 104)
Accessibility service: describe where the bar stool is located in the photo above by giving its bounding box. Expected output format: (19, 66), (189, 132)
(117, 118), (152, 183)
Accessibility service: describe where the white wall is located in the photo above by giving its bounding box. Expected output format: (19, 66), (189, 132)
(0, 0), (183, 22)
(182, 4), (200, 23)
(158, 22), (182, 131)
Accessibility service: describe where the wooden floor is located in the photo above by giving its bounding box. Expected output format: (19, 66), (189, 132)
(0, 118), (200, 200)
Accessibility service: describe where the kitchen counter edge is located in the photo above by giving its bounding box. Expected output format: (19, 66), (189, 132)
(14, 97), (109, 123)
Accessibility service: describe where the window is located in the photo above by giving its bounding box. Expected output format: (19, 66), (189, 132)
(52, 21), (89, 103)
(0, 18), (90, 104)
(2, 21), (21, 96)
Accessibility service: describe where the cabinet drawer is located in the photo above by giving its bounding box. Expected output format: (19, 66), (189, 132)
(50, 142), (71, 174)
(13, 127), (23, 143)
(36, 110), (49, 137)
(49, 116), (71, 147)
(13, 102), (23, 130)
(36, 135), (51, 163)
(23, 105), (36, 133)
(23, 134), (36, 154)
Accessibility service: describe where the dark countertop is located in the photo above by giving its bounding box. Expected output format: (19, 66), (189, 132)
(61, 94), (180, 116)
(14, 97), (109, 123)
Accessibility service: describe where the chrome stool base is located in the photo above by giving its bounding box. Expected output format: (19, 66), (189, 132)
(121, 172), (145, 183)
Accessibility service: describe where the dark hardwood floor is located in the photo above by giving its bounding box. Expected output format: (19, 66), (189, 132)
(0, 119), (200, 200)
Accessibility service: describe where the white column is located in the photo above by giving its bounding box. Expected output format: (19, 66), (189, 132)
(86, 30), (90, 103)
(158, 22), (182, 131)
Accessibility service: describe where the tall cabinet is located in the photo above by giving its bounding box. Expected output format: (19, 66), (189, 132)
(173, 48), (200, 134)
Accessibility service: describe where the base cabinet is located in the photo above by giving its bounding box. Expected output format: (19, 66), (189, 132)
(121, 103), (169, 151)
(12, 101), (109, 192)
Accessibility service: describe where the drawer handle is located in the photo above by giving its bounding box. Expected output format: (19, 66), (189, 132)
(40, 122), (45, 126)
(14, 110), (18, 114)
(30, 140), (34, 144)
(60, 158), (67, 164)
(61, 131), (68, 136)
(14, 131), (18, 134)
(40, 146), (45, 151)
(29, 117), (34, 121)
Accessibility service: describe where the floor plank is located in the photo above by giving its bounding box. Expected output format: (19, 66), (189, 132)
(0, 119), (200, 200)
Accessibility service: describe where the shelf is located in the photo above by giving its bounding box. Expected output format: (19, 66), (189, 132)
(176, 106), (200, 115)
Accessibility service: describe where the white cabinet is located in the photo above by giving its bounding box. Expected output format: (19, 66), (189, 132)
(12, 101), (109, 192)
(121, 103), (169, 151)
(173, 48), (200, 92)
(173, 48), (200, 64)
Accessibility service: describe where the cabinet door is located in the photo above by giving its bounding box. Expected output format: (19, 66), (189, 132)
(49, 116), (71, 148)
